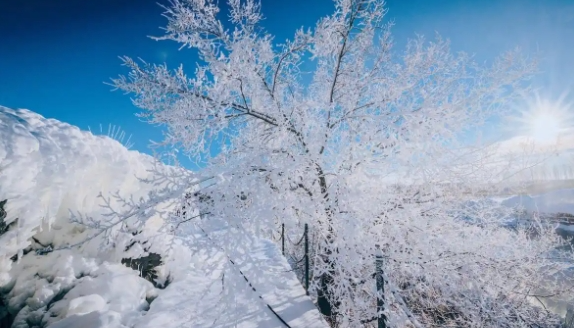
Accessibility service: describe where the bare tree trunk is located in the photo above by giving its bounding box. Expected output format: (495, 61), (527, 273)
(315, 165), (339, 324)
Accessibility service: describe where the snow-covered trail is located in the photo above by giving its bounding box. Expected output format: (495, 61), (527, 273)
(137, 221), (328, 328)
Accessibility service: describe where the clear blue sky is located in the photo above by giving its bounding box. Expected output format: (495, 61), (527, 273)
(0, 0), (572, 169)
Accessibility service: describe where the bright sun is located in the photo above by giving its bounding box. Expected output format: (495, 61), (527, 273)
(529, 112), (561, 143)
(517, 93), (573, 145)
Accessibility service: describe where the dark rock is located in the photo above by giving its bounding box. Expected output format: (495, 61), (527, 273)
(121, 253), (171, 289)
(0, 199), (8, 236)
(0, 280), (16, 328)
(0, 296), (14, 328)
(120, 222), (172, 289)
(0, 199), (18, 238)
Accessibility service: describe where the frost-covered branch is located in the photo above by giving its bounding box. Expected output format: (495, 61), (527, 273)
(57, 162), (212, 253)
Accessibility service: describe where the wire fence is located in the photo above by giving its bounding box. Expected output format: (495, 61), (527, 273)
(273, 223), (388, 328)
(273, 223), (311, 295)
(565, 306), (574, 328)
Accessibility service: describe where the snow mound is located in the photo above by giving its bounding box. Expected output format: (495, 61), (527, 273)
(7, 249), (157, 328)
(0, 107), (171, 327)
(0, 106), (161, 284)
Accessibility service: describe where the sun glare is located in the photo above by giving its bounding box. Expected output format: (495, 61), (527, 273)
(529, 112), (561, 143)
(515, 92), (573, 146)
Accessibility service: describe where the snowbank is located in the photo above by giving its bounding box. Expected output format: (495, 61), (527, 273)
(0, 107), (174, 327)
(501, 188), (574, 235)
(0, 107), (163, 283)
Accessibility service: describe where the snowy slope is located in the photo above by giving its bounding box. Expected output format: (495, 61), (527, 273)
(0, 107), (163, 283)
(0, 107), (179, 327)
(0, 107), (327, 328)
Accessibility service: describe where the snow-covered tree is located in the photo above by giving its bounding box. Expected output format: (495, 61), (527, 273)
(111, 0), (572, 326)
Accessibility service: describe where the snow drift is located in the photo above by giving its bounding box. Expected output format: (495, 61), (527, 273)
(0, 107), (167, 283)
(0, 107), (176, 327)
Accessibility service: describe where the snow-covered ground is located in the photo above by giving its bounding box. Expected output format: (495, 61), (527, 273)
(0, 107), (162, 285)
(501, 188), (574, 236)
(499, 188), (574, 318)
(0, 107), (326, 328)
(137, 219), (326, 328)
(501, 188), (574, 215)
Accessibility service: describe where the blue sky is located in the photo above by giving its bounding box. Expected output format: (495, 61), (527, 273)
(0, 0), (572, 169)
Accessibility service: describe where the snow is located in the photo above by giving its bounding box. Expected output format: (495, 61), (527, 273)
(0, 107), (327, 328)
(501, 188), (574, 215)
(501, 187), (574, 234)
(138, 222), (326, 328)
(498, 187), (574, 318)
(0, 107), (161, 284)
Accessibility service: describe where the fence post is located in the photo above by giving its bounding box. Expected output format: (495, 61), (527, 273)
(566, 305), (574, 328)
(375, 244), (387, 328)
(281, 223), (285, 256)
(304, 223), (309, 295)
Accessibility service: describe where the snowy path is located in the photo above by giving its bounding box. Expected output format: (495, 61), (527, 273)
(134, 223), (328, 328)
